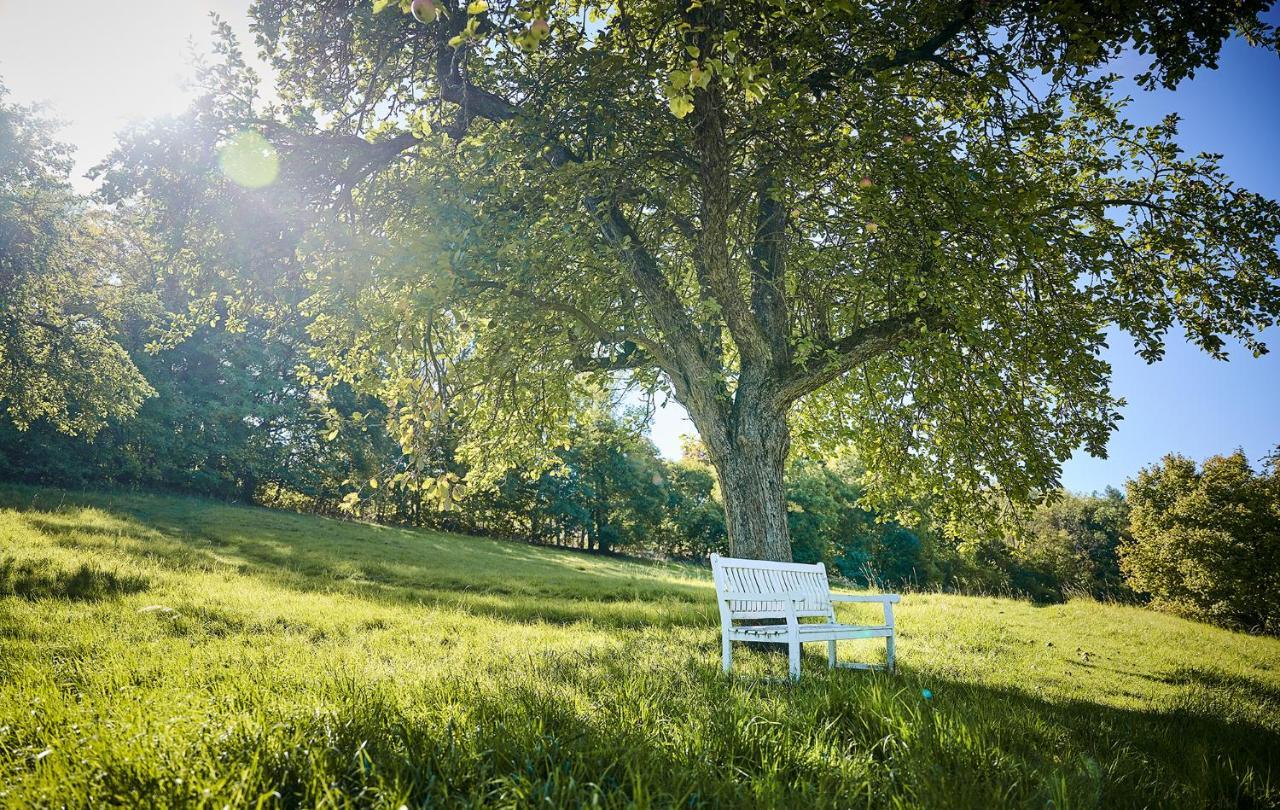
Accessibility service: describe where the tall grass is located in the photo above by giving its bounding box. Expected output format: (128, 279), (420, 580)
(0, 485), (1277, 807)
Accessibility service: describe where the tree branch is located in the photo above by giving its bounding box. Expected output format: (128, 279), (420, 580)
(777, 308), (948, 405)
(583, 194), (723, 399)
(461, 276), (668, 366)
(570, 341), (652, 372)
(1035, 197), (1177, 217)
(749, 171), (790, 371)
(268, 12), (723, 416)
(804, 2), (978, 92)
(690, 72), (772, 370)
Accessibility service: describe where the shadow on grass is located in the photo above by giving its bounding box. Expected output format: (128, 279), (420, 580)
(0, 554), (149, 601)
(6, 487), (715, 629)
(3, 487), (1278, 806)
(872, 668), (1279, 808)
(131, 652), (1280, 809)
(1166, 666), (1280, 700)
(533, 647), (1280, 807)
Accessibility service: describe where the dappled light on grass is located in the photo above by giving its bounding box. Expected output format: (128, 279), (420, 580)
(0, 485), (1277, 807)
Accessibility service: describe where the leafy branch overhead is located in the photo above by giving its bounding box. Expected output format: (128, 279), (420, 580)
(149, 0), (1280, 554)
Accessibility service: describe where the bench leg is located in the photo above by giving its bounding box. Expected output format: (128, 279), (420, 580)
(886, 633), (895, 673)
(788, 639), (801, 681)
(722, 632), (733, 674)
(827, 639), (837, 669)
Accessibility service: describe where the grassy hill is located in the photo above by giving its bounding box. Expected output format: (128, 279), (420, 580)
(1, 486), (1277, 808)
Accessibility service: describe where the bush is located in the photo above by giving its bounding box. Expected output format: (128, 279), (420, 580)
(661, 463), (726, 560)
(1121, 451), (1280, 633)
(786, 458), (928, 589)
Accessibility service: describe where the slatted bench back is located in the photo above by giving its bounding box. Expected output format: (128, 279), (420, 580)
(711, 554), (833, 619)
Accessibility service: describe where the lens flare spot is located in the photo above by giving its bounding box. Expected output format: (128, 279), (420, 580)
(218, 130), (279, 188)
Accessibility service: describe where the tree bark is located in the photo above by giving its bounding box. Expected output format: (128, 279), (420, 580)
(690, 393), (793, 655)
(685, 388), (793, 563)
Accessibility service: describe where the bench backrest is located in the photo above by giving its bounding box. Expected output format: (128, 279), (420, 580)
(710, 554), (833, 620)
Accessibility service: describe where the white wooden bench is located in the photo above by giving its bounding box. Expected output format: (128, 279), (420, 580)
(711, 553), (899, 681)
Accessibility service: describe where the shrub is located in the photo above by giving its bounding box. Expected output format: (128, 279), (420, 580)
(786, 458), (927, 589)
(1121, 451), (1280, 633)
(1014, 489), (1133, 602)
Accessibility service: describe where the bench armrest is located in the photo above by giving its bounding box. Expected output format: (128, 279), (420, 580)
(830, 593), (901, 604)
(721, 591), (807, 604)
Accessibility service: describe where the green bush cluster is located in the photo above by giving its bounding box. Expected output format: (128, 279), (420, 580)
(1122, 451), (1280, 633)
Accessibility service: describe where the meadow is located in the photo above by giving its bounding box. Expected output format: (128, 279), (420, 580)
(1, 485), (1277, 808)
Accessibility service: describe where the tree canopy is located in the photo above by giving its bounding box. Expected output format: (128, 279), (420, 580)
(0, 86), (152, 436)
(92, 0), (1280, 560)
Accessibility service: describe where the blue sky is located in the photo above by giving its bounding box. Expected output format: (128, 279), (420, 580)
(1, 2), (1276, 494)
(1051, 36), (1280, 493)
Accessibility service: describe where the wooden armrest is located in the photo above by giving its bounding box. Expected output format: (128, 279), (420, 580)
(830, 593), (901, 604)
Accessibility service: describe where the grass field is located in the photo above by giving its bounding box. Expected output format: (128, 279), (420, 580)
(1, 485), (1278, 808)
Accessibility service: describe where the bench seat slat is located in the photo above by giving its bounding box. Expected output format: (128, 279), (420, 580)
(729, 623), (893, 640)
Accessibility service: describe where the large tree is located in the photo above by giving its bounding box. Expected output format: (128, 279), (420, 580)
(236, 0), (1280, 560)
(0, 84), (152, 436)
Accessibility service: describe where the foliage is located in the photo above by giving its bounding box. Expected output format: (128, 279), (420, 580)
(0, 84), (152, 436)
(786, 457), (928, 589)
(910, 489), (1134, 603)
(4, 16), (1272, 606)
(0, 321), (369, 505)
(0, 63), (403, 511)
(1122, 450), (1280, 633)
(660, 461), (727, 560)
(0, 486), (1277, 807)
(470, 405), (670, 553)
(219, 0), (1280, 561)
(24, 34), (439, 518)
(1019, 488), (1132, 601)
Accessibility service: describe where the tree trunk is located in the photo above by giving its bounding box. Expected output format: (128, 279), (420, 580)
(596, 515), (612, 555)
(689, 391), (793, 562)
(692, 395), (793, 654)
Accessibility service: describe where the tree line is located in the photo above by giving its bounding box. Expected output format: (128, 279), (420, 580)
(1, 269), (1274, 632)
